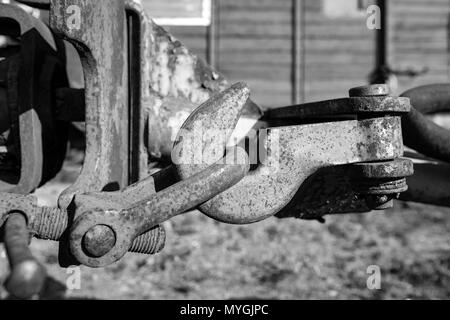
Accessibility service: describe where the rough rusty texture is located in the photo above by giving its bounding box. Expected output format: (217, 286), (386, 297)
(349, 158), (414, 179)
(401, 84), (450, 162)
(124, 0), (153, 180)
(143, 13), (261, 162)
(69, 150), (249, 268)
(129, 225), (165, 254)
(82, 224), (116, 257)
(11, 0), (262, 165)
(3, 212), (47, 299)
(172, 83), (250, 172)
(0, 194), (165, 256)
(29, 205), (66, 240)
(0, 192), (36, 227)
(65, 84), (251, 267)
(265, 96), (410, 121)
(173, 88), (409, 224)
(50, 0), (129, 208)
(354, 178), (408, 195)
(348, 159), (412, 196)
(198, 117), (404, 224)
(349, 158), (413, 199)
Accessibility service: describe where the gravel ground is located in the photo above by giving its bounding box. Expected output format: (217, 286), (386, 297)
(0, 159), (449, 300)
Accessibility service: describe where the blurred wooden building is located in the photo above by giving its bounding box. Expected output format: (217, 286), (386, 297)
(142, 0), (450, 109)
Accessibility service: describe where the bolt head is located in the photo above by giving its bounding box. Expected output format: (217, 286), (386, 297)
(82, 225), (116, 258)
(349, 84), (390, 97)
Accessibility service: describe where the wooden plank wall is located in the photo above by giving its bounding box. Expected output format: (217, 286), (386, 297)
(216, 0), (294, 108)
(145, 0), (450, 108)
(391, 0), (450, 95)
(167, 0), (293, 109)
(303, 0), (375, 102)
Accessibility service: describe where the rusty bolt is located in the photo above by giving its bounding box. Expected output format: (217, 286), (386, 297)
(349, 84), (390, 97)
(130, 226), (166, 254)
(82, 225), (116, 257)
(347, 134), (412, 211)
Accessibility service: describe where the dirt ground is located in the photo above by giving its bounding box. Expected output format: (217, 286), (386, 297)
(0, 159), (449, 300)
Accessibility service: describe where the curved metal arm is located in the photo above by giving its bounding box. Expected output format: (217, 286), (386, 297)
(401, 84), (450, 162)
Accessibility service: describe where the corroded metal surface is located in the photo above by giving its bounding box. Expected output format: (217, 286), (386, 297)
(50, 0), (130, 208)
(203, 117), (404, 224)
(67, 84), (251, 267)
(0, 192), (165, 255)
(69, 149), (249, 267)
(124, 0), (153, 181)
(0, 83), (252, 269)
(350, 158), (414, 179)
(265, 96), (410, 121)
(0, 192), (36, 227)
(0, 2), (166, 275)
(172, 82), (250, 172)
(175, 87), (409, 224)
(0, 2), (416, 284)
(143, 13), (261, 162)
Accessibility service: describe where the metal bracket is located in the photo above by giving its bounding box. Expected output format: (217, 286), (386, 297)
(50, 0), (130, 208)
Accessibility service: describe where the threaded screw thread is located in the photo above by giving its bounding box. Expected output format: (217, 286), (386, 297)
(30, 207), (165, 255)
(30, 206), (67, 241)
(130, 225), (166, 254)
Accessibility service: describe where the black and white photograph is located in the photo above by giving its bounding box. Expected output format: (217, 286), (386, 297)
(0, 0), (448, 306)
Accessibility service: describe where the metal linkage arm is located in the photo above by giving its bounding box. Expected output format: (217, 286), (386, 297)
(61, 84), (413, 268)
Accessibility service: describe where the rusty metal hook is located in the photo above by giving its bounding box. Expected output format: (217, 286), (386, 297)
(175, 85), (410, 224)
(66, 83), (250, 267)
